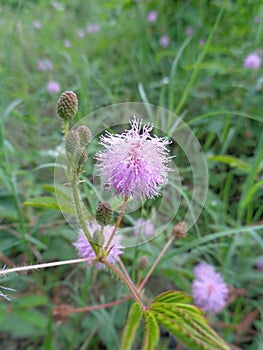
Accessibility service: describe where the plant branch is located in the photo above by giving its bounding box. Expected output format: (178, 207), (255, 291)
(138, 236), (174, 292)
(0, 257), (96, 276)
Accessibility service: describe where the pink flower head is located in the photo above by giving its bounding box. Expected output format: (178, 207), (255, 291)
(77, 29), (85, 38)
(244, 53), (261, 69)
(159, 34), (170, 48)
(96, 117), (170, 200)
(86, 23), (100, 34)
(147, 10), (158, 23)
(37, 59), (53, 72)
(186, 26), (194, 37)
(134, 219), (154, 237)
(256, 256), (263, 270)
(46, 81), (60, 95)
(74, 221), (123, 269)
(63, 40), (71, 48)
(33, 20), (41, 29)
(192, 262), (228, 314)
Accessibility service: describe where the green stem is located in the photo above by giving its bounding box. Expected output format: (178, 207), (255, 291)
(63, 120), (69, 137)
(72, 171), (97, 253)
(105, 196), (128, 252)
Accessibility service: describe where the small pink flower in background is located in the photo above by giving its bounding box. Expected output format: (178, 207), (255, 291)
(74, 221), (123, 269)
(147, 10), (158, 23)
(63, 40), (71, 48)
(37, 59), (53, 72)
(186, 26), (194, 37)
(86, 23), (100, 34)
(244, 53), (261, 69)
(254, 17), (260, 23)
(199, 38), (206, 46)
(192, 262), (228, 313)
(77, 29), (85, 38)
(33, 20), (41, 29)
(96, 117), (170, 200)
(134, 219), (154, 237)
(52, 1), (65, 11)
(159, 34), (170, 48)
(256, 256), (263, 270)
(46, 81), (60, 95)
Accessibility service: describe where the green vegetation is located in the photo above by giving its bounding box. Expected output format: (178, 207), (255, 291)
(0, 0), (262, 349)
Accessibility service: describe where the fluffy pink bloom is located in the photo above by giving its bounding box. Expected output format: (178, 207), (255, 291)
(63, 40), (71, 48)
(74, 221), (123, 269)
(134, 219), (154, 237)
(33, 20), (41, 29)
(77, 29), (85, 38)
(186, 26), (194, 37)
(244, 53), (261, 69)
(159, 34), (170, 48)
(37, 59), (53, 72)
(256, 256), (263, 270)
(86, 23), (100, 34)
(46, 81), (60, 95)
(95, 117), (170, 200)
(192, 263), (228, 313)
(147, 10), (158, 23)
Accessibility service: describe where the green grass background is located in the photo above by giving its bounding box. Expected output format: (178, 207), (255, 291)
(0, 0), (262, 349)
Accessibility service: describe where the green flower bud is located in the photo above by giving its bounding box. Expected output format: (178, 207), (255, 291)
(95, 202), (113, 226)
(77, 149), (88, 174)
(57, 91), (78, 121)
(93, 229), (104, 246)
(77, 126), (92, 147)
(65, 130), (80, 155)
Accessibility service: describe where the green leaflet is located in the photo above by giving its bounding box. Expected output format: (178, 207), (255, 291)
(153, 290), (192, 304)
(151, 302), (230, 350)
(120, 302), (143, 350)
(23, 196), (75, 214)
(142, 310), (159, 350)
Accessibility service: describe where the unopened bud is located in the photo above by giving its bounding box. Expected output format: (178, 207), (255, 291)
(57, 91), (78, 121)
(93, 229), (104, 246)
(95, 202), (113, 226)
(77, 126), (92, 147)
(172, 222), (187, 239)
(65, 130), (80, 155)
(52, 304), (72, 322)
(137, 256), (149, 270)
(77, 149), (88, 174)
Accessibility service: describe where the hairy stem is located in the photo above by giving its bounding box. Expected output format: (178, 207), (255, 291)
(71, 296), (132, 313)
(0, 257), (96, 276)
(102, 258), (143, 306)
(72, 171), (97, 253)
(138, 236), (174, 292)
(105, 196), (128, 251)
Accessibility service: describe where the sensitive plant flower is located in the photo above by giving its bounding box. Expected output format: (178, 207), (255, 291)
(86, 23), (100, 34)
(244, 53), (261, 69)
(192, 262), (228, 313)
(33, 20), (41, 29)
(77, 29), (85, 38)
(254, 17), (260, 23)
(74, 221), (123, 269)
(186, 26), (194, 37)
(256, 256), (263, 270)
(46, 81), (60, 95)
(63, 40), (71, 48)
(134, 219), (154, 237)
(95, 117), (170, 200)
(159, 34), (170, 48)
(37, 59), (53, 72)
(147, 10), (158, 23)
